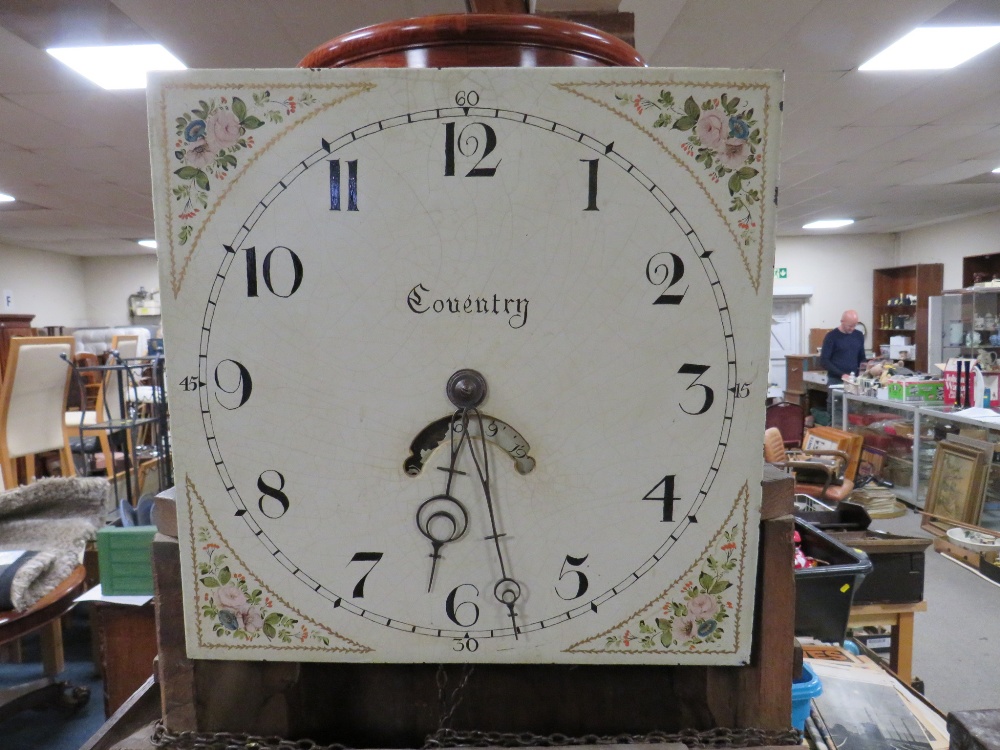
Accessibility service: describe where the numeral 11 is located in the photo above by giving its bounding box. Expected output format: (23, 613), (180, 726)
(329, 159), (358, 211)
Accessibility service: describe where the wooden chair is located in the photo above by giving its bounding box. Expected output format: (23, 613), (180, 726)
(765, 400), (805, 449)
(763, 426), (855, 503)
(65, 352), (101, 412)
(65, 335), (139, 481)
(0, 336), (76, 487)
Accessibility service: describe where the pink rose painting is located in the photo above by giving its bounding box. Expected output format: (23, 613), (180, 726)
(688, 592), (718, 619)
(206, 109), (242, 151)
(695, 108), (728, 149)
(216, 583), (245, 610)
(671, 613), (698, 642)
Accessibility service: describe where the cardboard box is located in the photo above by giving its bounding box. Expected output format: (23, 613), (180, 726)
(97, 525), (156, 595)
(886, 379), (944, 403)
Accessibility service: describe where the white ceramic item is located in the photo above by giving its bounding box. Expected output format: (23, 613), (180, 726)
(946, 526), (1000, 553)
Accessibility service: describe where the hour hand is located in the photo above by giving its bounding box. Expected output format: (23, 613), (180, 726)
(415, 495), (468, 591)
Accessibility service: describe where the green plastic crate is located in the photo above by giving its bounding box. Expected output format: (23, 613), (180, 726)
(97, 526), (156, 595)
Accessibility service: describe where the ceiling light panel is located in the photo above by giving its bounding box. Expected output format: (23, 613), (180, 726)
(860, 26), (1000, 70)
(46, 43), (185, 89)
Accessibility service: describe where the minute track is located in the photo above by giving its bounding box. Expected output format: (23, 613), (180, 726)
(196, 104), (738, 640)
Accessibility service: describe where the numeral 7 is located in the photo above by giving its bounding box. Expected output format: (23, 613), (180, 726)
(348, 552), (383, 598)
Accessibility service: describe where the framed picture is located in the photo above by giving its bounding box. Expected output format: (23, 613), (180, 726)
(802, 426), (864, 482)
(923, 442), (989, 530)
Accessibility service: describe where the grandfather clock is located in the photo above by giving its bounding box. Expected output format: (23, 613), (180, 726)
(149, 13), (790, 746)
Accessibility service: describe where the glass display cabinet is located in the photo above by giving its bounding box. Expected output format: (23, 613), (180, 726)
(842, 394), (1000, 528)
(963, 286), (1000, 354)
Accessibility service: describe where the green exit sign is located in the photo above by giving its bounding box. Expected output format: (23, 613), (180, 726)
(774, 267), (787, 279)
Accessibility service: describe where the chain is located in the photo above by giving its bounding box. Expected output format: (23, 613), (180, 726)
(422, 727), (803, 748)
(436, 664), (475, 731)
(150, 722), (800, 750)
(150, 721), (347, 750)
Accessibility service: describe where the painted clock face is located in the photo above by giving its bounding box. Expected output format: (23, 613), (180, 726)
(148, 67), (781, 664)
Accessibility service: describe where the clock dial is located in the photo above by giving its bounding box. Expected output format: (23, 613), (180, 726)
(149, 67), (781, 664)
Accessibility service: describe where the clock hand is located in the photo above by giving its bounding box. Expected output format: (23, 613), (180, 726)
(415, 411), (470, 592)
(444, 370), (525, 638)
(494, 577), (522, 639)
(466, 407), (523, 639)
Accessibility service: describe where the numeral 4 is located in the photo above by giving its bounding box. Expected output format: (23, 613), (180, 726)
(643, 475), (679, 522)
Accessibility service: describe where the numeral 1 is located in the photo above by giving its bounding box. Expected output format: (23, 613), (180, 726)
(329, 159), (358, 211)
(581, 159), (599, 211)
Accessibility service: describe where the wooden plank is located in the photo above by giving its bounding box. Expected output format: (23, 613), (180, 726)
(94, 602), (158, 716)
(152, 536), (197, 731)
(737, 515), (794, 729)
(78, 676), (160, 750)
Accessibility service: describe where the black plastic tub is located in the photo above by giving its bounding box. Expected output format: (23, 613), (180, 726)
(794, 519), (873, 643)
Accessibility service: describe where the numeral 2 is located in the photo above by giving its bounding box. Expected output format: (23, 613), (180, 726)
(646, 252), (688, 305)
(444, 122), (499, 177)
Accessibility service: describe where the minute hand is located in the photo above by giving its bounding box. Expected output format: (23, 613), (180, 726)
(466, 408), (522, 638)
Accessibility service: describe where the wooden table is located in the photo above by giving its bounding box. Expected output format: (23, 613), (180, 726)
(0, 565), (88, 718)
(848, 600), (927, 685)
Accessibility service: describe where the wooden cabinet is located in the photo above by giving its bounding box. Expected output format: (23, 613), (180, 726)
(784, 354), (812, 401)
(0, 314), (34, 378)
(872, 264), (943, 372)
(963, 252), (1000, 288)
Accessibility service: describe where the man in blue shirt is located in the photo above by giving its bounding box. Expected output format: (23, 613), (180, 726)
(821, 309), (867, 383)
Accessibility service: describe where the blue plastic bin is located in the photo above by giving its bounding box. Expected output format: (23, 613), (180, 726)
(791, 662), (822, 730)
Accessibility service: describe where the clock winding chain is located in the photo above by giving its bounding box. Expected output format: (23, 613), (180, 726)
(149, 722), (802, 749)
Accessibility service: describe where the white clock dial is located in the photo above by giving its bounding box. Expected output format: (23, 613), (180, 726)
(149, 67), (781, 664)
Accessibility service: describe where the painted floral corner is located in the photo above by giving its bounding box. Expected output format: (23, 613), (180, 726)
(195, 527), (330, 646)
(605, 525), (740, 652)
(615, 90), (764, 248)
(171, 91), (316, 245)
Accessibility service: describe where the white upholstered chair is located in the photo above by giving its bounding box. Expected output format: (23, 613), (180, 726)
(0, 336), (76, 487)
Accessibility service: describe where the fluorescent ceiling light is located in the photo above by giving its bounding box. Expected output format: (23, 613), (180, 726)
(860, 26), (1000, 70)
(0, 193), (14, 203)
(803, 219), (854, 230)
(993, 166), (1000, 174)
(46, 44), (185, 90)
(137, 239), (157, 249)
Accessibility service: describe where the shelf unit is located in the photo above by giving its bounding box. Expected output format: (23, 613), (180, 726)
(872, 264), (943, 372)
(962, 286), (1000, 353)
(0, 313), (34, 379)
